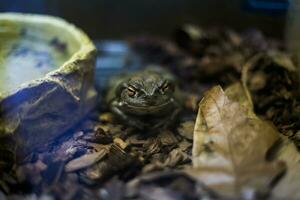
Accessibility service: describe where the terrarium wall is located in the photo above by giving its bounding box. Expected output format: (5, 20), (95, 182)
(0, 0), (286, 39)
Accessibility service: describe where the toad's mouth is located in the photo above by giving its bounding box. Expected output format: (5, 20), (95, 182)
(123, 100), (173, 114)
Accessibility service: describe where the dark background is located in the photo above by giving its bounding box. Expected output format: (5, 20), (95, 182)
(0, 0), (288, 39)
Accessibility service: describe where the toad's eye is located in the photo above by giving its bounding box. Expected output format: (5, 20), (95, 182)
(160, 82), (170, 93)
(127, 86), (137, 97)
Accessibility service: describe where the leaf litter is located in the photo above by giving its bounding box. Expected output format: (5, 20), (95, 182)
(191, 85), (285, 199)
(0, 24), (299, 200)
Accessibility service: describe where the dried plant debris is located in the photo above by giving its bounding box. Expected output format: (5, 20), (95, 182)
(125, 171), (215, 200)
(191, 86), (285, 199)
(0, 109), (191, 199)
(130, 24), (300, 147)
(65, 149), (107, 172)
(1, 24), (300, 200)
(270, 138), (300, 200)
(241, 53), (300, 144)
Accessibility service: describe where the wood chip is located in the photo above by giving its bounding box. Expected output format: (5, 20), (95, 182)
(113, 138), (128, 150)
(65, 149), (107, 172)
(177, 121), (195, 140)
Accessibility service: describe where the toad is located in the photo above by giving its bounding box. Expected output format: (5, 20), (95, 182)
(106, 67), (182, 130)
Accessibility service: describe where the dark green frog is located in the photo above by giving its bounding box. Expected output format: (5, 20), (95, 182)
(106, 67), (182, 130)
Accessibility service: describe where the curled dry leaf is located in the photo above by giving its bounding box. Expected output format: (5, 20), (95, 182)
(190, 85), (285, 199)
(267, 50), (297, 72)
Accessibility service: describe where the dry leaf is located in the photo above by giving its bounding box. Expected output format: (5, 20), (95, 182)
(271, 139), (300, 200)
(190, 86), (285, 199)
(225, 82), (254, 117)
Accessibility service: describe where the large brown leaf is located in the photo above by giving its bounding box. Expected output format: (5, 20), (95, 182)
(190, 85), (285, 199)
